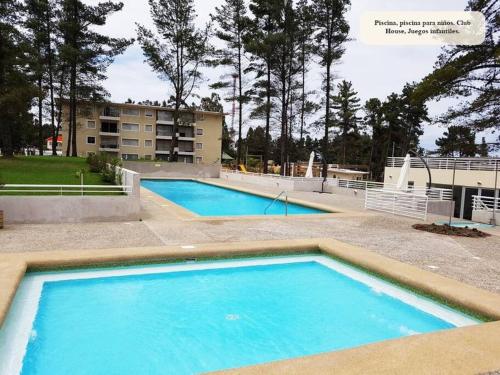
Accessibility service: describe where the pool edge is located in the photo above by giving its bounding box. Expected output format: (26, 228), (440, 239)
(1, 238), (500, 375)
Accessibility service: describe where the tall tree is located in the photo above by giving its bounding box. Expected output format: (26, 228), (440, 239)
(330, 80), (361, 164)
(363, 98), (386, 181)
(435, 126), (478, 157)
(245, 0), (279, 173)
(60, 0), (131, 156)
(137, 0), (210, 162)
(296, 0), (315, 142)
(312, 0), (350, 177)
(210, 0), (249, 165)
(413, 0), (499, 131)
(25, 0), (48, 156)
(0, 0), (36, 157)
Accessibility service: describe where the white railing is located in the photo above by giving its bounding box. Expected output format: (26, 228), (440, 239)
(472, 195), (500, 212)
(387, 157), (500, 171)
(0, 184), (132, 195)
(365, 188), (429, 220)
(222, 168), (325, 182)
(221, 169), (452, 201)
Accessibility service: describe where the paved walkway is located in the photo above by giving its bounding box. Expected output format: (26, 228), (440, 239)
(1, 178), (499, 293)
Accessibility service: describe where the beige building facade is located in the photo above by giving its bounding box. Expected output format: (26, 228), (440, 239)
(61, 102), (223, 164)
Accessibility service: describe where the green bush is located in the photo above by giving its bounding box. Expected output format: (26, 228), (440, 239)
(86, 153), (122, 184)
(101, 157), (122, 184)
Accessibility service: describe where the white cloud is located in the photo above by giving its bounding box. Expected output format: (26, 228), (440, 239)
(86, 0), (497, 151)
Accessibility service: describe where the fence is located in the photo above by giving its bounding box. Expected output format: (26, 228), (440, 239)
(0, 184), (131, 195)
(387, 157), (500, 171)
(365, 189), (429, 220)
(221, 169), (452, 201)
(471, 195), (499, 225)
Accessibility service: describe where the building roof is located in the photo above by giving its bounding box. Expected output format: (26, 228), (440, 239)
(46, 135), (63, 143)
(222, 152), (234, 160)
(60, 98), (227, 116)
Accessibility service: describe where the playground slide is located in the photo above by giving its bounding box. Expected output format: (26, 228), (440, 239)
(238, 164), (248, 174)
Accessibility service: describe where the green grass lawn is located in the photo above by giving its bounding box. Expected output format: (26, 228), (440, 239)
(0, 156), (117, 195)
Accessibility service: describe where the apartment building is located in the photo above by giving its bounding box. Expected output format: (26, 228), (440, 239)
(385, 156), (499, 220)
(60, 102), (223, 164)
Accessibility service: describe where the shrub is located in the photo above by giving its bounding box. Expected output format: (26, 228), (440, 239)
(101, 157), (122, 184)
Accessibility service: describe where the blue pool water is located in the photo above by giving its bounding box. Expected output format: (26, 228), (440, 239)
(141, 179), (326, 216)
(19, 257), (473, 375)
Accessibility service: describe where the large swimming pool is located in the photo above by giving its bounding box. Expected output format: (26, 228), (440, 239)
(0, 255), (478, 375)
(141, 179), (327, 216)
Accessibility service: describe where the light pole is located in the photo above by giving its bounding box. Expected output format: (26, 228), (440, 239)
(492, 159), (498, 226)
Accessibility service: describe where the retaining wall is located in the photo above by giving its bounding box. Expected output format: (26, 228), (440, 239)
(124, 161), (220, 178)
(0, 167), (141, 224)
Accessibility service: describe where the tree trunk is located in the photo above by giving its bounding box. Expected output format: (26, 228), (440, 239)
(170, 98), (179, 162)
(263, 62), (271, 174)
(237, 43), (243, 167)
(37, 76), (44, 156)
(45, 4), (57, 156)
(322, 60), (331, 178)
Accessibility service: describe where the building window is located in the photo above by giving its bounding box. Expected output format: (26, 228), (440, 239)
(145, 110), (154, 117)
(78, 106), (92, 117)
(195, 142), (203, 150)
(196, 113), (205, 122)
(122, 123), (139, 132)
(144, 155), (152, 160)
(87, 120), (96, 129)
(122, 138), (139, 147)
(196, 156), (202, 164)
(145, 140), (153, 148)
(122, 154), (139, 160)
(196, 128), (203, 136)
(158, 111), (173, 122)
(122, 108), (140, 116)
(86, 136), (96, 144)
(144, 124), (153, 132)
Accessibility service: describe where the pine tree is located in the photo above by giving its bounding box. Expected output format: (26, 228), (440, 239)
(137, 0), (210, 162)
(435, 126), (478, 157)
(413, 0), (499, 131)
(60, 0), (131, 156)
(363, 98), (386, 181)
(312, 0), (350, 177)
(331, 80), (361, 164)
(210, 0), (249, 165)
(245, 0), (280, 173)
(0, 0), (36, 157)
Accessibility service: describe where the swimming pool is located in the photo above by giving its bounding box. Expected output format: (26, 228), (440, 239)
(141, 179), (327, 216)
(0, 255), (478, 375)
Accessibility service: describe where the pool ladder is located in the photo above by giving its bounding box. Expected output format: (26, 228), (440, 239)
(264, 190), (288, 216)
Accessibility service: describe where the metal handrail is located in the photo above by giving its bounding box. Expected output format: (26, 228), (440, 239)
(264, 190), (288, 216)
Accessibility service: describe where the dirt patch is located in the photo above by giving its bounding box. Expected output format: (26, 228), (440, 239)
(412, 223), (491, 238)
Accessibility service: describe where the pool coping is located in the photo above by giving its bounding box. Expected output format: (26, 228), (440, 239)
(140, 177), (366, 221)
(1, 238), (500, 374)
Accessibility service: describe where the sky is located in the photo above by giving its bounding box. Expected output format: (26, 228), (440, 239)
(86, 0), (497, 152)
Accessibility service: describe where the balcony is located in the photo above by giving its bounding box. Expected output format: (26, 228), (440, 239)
(156, 129), (173, 139)
(99, 144), (120, 152)
(99, 129), (120, 137)
(99, 107), (121, 121)
(155, 149), (170, 155)
(157, 110), (174, 125)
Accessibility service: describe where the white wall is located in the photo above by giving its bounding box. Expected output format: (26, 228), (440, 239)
(0, 167), (142, 224)
(124, 161), (220, 178)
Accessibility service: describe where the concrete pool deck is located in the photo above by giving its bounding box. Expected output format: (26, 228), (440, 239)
(1, 178), (499, 294)
(1, 238), (500, 375)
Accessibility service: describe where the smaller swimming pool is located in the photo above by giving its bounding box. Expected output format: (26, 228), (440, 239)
(141, 179), (328, 216)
